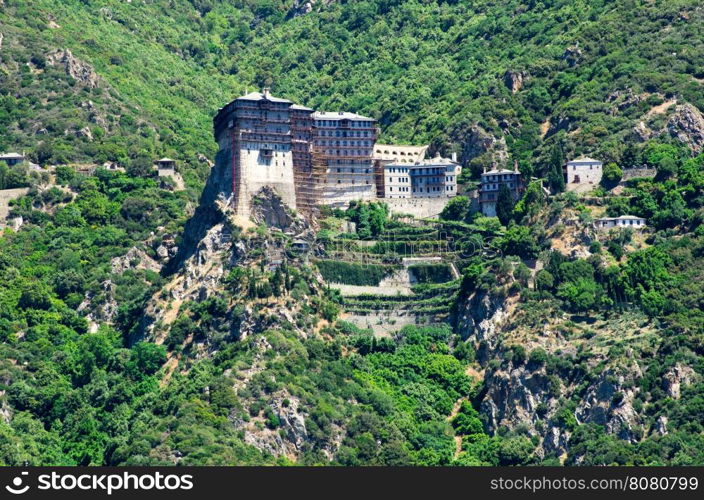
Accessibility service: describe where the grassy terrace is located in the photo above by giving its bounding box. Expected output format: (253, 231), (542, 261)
(340, 280), (460, 315)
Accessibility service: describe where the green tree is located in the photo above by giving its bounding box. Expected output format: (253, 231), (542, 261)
(602, 162), (623, 187)
(499, 225), (540, 258)
(440, 196), (471, 221)
(496, 184), (514, 226)
(547, 142), (566, 193)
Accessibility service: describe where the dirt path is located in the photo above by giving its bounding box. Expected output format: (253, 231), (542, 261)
(448, 399), (464, 459)
(540, 119), (551, 138)
(447, 366), (484, 459)
(160, 355), (180, 387)
(646, 98), (676, 117)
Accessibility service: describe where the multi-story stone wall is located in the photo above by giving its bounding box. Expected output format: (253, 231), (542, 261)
(213, 89), (297, 217)
(213, 89), (462, 218)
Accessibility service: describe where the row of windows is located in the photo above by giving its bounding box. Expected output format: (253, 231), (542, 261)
(483, 174), (517, 181)
(318, 130), (373, 138)
(315, 120), (375, 128)
(329, 159), (373, 165)
(600, 220), (643, 227)
(333, 179), (371, 185)
(335, 168), (372, 174)
(241, 143), (291, 151)
(389, 186), (455, 193)
(321, 149), (371, 156)
(483, 182), (514, 191)
(315, 140), (373, 147)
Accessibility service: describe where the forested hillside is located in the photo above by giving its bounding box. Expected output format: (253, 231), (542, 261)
(1, 0), (704, 466)
(2, 0), (704, 176)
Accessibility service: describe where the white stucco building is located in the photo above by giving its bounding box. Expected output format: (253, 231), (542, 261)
(594, 215), (646, 231)
(381, 156), (460, 199)
(565, 157), (603, 192)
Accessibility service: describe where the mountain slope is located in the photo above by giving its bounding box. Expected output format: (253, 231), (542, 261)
(2, 0), (704, 467)
(2, 1), (704, 178)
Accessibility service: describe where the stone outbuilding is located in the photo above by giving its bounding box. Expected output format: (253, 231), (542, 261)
(565, 157), (603, 192)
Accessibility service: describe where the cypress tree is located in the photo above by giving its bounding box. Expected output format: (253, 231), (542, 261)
(496, 184), (515, 225)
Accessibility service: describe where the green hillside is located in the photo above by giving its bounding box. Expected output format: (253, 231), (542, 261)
(1, 0), (704, 466)
(2, 0), (704, 177)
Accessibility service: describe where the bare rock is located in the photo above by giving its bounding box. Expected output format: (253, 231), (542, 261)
(575, 370), (642, 443)
(544, 116), (574, 139)
(562, 45), (583, 67)
(666, 103), (704, 153)
(290, 0), (336, 17)
(0, 398), (11, 425)
(292, 1), (314, 16)
(251, 186), (307, 232)
(633, 120), (654, 142)
(76, 127), (93, 141)
(454, 124), (509, 172)
(271, 396), (308, 450)
(656, 415), (668, 436)
(456, 290), (510, 350)
(111, 246), (161, 274)
(46, 49), (100, 88)
(503, 70), (526, 93)
(156, 245), (169, 260)
(662, 364), (696, 400)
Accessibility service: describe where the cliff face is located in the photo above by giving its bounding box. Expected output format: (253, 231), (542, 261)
(456, 286), (695, 461)
(166, 147), (235, 273)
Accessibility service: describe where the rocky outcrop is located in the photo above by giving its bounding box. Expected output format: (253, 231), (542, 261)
(662, 364), (697, 399)
(452, 124), (509, 173)
(666, 103), (704, 153)
(46, 49), (100, 88)
(656, 416), (668, 436)
(562, 45), (583, 67)
(633, 101), (704, 151)
(292, 1), (315, 16)
(110, 246), (161, 274)
(78, 279), (119, 331)
(544, 116), (574, 139)
(230, 393), (313, 459)
(197, 153), (213, 168)
(289, 0), (337, 18)
(633, 120), (654, 142)
(0, 391), (11, 425)
(607, 89), (646, 115)
(456, 290), (512, 352)
(575, 369), (642, 442)
(251, 186), (307, 232)
(481, 364), (552, 432)
(75, 126), (93, 141)
(503, 70), (526, 93)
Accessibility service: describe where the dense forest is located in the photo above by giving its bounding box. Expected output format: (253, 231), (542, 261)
(1, 0), (704, 465)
